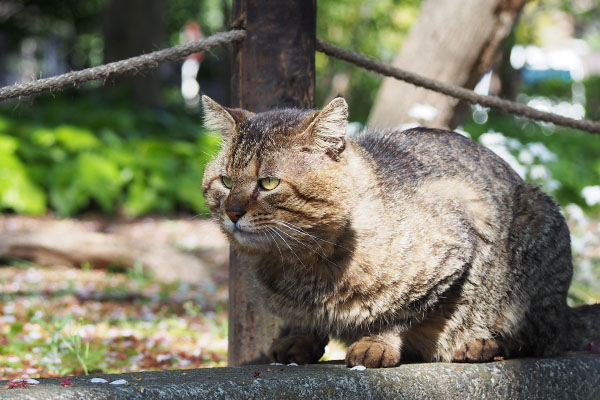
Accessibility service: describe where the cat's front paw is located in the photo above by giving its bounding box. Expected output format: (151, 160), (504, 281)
(453, 338), (500, 362)
(268, 335), (326, 365)
(345, 339), (401, 368)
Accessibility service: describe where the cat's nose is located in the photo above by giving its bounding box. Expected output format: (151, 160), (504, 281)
(226, 208), (246, 223)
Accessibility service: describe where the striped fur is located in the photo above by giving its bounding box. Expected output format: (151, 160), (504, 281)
(201, 96), (599, 367)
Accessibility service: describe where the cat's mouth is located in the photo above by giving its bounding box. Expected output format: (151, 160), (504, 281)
(221, 217), (272, 250)
(231, 226), (269, 248)
(232, 226), (255, 237)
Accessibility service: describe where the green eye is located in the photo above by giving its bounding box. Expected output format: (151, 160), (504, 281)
(221, 176), (233, 189)
(259, 177), (280, 190)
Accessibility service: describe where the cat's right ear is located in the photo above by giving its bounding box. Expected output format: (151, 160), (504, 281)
(303, 97), (349, 160)
(202, 96), (253, 140)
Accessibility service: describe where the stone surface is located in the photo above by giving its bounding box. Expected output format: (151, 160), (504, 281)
(1, 355), (599, 399)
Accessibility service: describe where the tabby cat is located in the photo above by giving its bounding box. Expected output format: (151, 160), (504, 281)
(201, 95), (599, 368)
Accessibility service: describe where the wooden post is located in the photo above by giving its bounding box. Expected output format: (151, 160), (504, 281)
(229, 0), (316, 365)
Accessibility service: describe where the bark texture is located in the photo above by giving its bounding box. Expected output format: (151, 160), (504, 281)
(369, 0), (527, 129)
(102, 0), (167, 108)
(228, 0), (316, 366)
(0, 223), (211, 284)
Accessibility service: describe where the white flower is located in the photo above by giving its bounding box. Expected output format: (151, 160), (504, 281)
(529, 165), (549, 180)
(90, 378), (108, 383)
(109, 379), (128, 385)
(518, 149), (534, 165)
(350, 365), (366, 371)
(408, 103), (438, 121)
(156, 354), (172, 363)
(527, 142), (556, 163)
(582, 186), (600, 206)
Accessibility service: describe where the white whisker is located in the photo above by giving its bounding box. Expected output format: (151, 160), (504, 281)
(188, 212), (215, 220)
(265, 229), (284, 265)
(271, 225), (343, 270)
(274, 219), (352, 252)
(275, 220), (327, 254)
(267, 226), (306, 270)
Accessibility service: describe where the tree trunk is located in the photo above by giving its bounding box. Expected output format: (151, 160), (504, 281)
(0, 227), (209, 284)
(228, 0), (316, 366)
(369, 0), (527, 129)
(102, 0), (167, 108)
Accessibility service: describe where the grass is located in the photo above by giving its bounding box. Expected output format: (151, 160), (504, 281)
(0, 263), (229, 379)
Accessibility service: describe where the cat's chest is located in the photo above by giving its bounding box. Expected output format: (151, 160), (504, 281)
(255, 263), (376, 330)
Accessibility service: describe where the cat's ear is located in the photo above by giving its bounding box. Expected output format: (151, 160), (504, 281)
(202, 96), (236, 138)
(202, 96), (253, 140)
(304, 97), (348, 159)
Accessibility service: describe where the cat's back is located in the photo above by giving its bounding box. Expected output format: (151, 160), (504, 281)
(354, 127), (523, 193)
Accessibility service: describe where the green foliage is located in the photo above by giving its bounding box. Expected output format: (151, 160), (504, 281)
(462, 109), (600, 212)
(0, 134), (46, 215)
(316, 0), (421, 122)
(61, 333), (92, 375)
(30, 313), (93, 375)
(0, 96), (220, 216)
(584, 76), (600, 120)
(520, 78), (573, 99)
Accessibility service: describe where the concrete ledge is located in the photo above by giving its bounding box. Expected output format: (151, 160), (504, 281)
(1, 354), (599, 399)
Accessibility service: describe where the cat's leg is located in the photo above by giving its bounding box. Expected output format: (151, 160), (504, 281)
(345, 330), (403, 368)
(422, 305), (506, 363)
(268, 327), (329, 364)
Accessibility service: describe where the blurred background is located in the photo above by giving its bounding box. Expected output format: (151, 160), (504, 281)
(0, 0), (599, 380)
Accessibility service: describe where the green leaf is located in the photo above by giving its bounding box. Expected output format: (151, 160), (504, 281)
(0, 149), (46, 215)
(123, 174), (173, 217)
(77, 153), (123, 212)
(0, 134), (18, 154)
(54, 125), (100, 151)
(48, 153), (124, 215)
(0, 116), (11, 133)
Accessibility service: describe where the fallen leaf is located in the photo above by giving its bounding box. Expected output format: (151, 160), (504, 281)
(61, 377), (73, 387)
(8, 380), (28, 389)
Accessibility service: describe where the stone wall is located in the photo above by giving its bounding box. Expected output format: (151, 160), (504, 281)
(1, 355), (599, 399)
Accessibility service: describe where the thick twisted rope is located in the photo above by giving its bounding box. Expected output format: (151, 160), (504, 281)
(317, 39), (600, 134)
(0, 30), (246, 102)
(1, 28), (598, 134)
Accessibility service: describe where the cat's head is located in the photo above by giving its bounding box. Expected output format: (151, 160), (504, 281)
(201, 96), (351, 253)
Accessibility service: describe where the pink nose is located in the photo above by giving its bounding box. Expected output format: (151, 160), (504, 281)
(226, 209), (245, 223)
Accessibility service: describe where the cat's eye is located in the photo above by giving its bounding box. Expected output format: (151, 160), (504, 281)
(259, 177), (280, 191)
(221, 176), (233, 189)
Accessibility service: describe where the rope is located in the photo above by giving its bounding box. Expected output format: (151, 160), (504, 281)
(0, 30), (246, 102)
(1, 28), (598, 135)
(317, 39), (600, 134)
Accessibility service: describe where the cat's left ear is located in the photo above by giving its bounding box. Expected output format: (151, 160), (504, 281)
(304, 97), (348, 159)
(202, 96), (253, 141)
